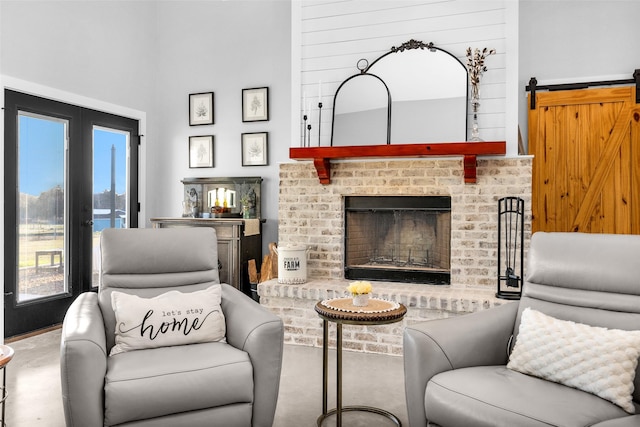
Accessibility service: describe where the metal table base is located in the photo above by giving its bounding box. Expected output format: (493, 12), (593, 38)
(0, 346), (14, 427)
(316, 320), (402, 427)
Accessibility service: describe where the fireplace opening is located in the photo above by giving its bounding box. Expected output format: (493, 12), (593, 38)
(344, 196), (451, 284)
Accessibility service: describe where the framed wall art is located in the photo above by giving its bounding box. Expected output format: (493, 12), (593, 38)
(242, 87), (269, 122)
(189, 135), (214, 168)
(241, 132), (268, 166)
(189, 92), (214, 126)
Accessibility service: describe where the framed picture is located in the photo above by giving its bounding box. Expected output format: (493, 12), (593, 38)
(189, 92), (214, 126)
(241, 132), (268, 166)
(189, 135), (214, 168)
(242, 87), (269, 122)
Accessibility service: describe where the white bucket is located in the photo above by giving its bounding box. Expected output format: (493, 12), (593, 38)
(274, 244), (310, 284)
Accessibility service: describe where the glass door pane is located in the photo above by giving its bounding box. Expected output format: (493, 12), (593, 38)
(91, 126), (129, 285)
(17, 112), (69, 302)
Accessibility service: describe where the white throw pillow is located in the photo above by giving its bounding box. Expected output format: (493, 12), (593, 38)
(110, 285), (226, 356)
(507, 307), (640, 413)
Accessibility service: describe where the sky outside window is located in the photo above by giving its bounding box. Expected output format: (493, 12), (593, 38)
(19, 114), (65, 196)
(18, 115), (127, 197)
(93, 127), (127, 194)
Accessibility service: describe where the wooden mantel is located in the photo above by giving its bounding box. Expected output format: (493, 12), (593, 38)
(289, 141), (506, 184)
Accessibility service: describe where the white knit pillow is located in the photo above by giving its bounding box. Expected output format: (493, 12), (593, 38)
(110, 285), (226, 356)
(507, 308), (640, 413)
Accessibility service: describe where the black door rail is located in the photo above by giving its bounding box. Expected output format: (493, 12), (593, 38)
(526, 69), (640, 109)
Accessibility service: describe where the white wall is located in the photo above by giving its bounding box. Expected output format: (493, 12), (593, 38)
(150, 0), (292, 251)
(0, 0), (291, 340)
(1, 1), (158, 111)
(294, 0), (514, 153)
(518, 0), (640, 151)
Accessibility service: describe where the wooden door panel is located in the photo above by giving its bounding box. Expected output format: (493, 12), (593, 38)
(529, 87), (638, 234)
(633, 109), (640, 234)
(573, 101), (623, 233)
(571, 102), (630, 233)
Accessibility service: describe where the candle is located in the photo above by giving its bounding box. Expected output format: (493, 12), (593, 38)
(302, 92), (307, 117)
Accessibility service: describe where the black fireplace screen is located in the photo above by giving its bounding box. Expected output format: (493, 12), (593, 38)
(344, 196), (451, 284)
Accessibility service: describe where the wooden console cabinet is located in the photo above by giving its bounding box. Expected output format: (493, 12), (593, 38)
(150, 217), (263, 296)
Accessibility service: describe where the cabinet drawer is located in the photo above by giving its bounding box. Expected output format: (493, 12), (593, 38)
(210, 225), (235, 240)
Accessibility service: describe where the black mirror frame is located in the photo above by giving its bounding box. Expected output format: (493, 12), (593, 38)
(330, 72), (392, 146)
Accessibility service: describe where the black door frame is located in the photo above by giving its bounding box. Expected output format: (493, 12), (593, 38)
(81, 108), (139, 291)
(3, 90), (140, 338)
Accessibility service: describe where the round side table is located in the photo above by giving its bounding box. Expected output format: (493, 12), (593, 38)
(315, 298), (407, 427)
(0, 345), (15, 426)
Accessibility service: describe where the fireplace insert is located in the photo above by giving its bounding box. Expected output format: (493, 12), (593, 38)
(344, 196), (451, 284)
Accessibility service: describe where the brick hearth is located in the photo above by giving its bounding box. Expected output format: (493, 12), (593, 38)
(259, 278), (510, 355)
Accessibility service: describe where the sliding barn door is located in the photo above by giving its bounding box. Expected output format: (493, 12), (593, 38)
(529, 86), (640, 234)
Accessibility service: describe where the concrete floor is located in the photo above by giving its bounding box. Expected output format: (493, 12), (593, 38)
(5, 329), (409, 426)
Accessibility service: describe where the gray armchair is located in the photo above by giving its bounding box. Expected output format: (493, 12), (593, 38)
(60, 228), (284, 427)
(404, 232), (640, 427)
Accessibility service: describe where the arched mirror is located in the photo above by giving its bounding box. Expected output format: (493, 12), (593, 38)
(331, 40), (468, 146)
(331, 72), (390, 146)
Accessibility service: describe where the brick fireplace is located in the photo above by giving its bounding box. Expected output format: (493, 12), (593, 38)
(259, 156), (532, 355)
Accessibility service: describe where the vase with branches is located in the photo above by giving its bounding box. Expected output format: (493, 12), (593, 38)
(466, 47), (496, 141)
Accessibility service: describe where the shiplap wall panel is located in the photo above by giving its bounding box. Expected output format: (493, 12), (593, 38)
(303, 11), (505, 45)
(301, 34), (506, 81)
(301, 0), (505, 21)
(296, 0), (507, 147)
(301, 22), (506, 60)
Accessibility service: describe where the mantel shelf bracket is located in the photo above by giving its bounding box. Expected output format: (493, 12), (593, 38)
(463, 154), (477, 184)
(290, 141), (506, 185)
(313, 158), (331, 184)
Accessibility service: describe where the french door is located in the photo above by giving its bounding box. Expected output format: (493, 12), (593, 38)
(4, 90), (139, 338)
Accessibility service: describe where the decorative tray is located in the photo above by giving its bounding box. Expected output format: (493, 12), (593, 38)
(320, 298), (400, 314)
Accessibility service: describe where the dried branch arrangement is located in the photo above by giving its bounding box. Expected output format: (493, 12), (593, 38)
(466, 47), (496, 99)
